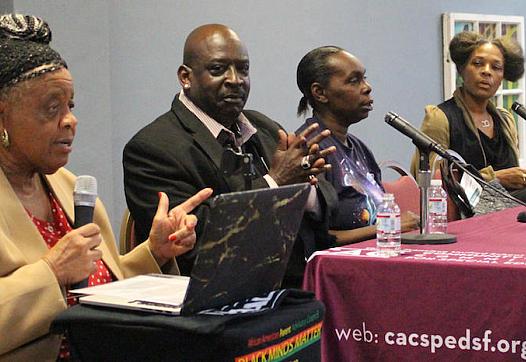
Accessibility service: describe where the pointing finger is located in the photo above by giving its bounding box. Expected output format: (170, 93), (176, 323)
(177, 188), (213, 213)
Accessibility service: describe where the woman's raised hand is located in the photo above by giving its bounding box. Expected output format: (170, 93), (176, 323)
(148, 188), (213, 266)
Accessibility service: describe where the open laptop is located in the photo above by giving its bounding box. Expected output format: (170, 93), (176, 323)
(74, 183), (310, 315)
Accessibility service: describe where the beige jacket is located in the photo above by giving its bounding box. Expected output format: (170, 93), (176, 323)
(0, 167), (178, 361)
(410, 88), (519, 180)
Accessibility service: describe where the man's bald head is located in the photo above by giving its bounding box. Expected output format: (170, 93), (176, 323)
(183, 24), (243, 67)
(178, 24), (250, 127)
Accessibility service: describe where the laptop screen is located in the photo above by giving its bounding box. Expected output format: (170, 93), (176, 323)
(181, 183), (310, 315)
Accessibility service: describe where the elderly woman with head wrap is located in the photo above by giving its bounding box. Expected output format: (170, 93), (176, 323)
(0, 14), (211, 360)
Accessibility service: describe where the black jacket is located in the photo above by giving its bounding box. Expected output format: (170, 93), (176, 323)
(123, 95), (337, 284)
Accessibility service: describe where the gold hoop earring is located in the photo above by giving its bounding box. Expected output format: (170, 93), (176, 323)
(1, 129), (9, 148)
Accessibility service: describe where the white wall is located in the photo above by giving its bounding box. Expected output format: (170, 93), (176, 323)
(12, 0), (526, 236)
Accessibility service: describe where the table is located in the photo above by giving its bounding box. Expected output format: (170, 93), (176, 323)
(52, 290), (324, 361)
(304, 206), (526, 361)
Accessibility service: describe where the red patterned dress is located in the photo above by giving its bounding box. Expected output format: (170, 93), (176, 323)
(27, 192), (114, 360)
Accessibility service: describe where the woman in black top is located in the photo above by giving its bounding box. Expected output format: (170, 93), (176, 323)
(411, 31), (526, 200)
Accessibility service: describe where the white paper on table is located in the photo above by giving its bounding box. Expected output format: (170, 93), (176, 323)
(71, 274), (189, 306)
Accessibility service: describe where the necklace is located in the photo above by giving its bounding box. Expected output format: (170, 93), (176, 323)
(481, 119), (491, 128)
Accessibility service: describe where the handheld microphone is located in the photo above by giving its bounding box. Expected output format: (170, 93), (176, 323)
(511, 102), (526, 121)
(384, 112), (454, 162)
(71, 175), (97, 289)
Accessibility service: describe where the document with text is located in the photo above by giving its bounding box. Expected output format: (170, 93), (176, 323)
(71, 274), (190, 314)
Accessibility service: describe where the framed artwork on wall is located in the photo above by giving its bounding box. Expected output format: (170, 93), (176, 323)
(443, 13), (526, 163)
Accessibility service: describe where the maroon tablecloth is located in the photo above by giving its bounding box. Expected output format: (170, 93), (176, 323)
(304, 206), (526, 361)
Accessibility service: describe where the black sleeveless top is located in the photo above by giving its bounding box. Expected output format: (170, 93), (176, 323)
(438, 98), (517, 171)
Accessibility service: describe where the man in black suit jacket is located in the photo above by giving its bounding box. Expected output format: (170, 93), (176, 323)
(123, 24), (337, 286)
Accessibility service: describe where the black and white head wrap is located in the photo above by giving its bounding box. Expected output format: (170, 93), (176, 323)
(0, 14), (67, 90)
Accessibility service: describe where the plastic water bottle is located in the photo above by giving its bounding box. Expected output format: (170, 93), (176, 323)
(376, 193), (401, 257)
(428, 179), (448, 234)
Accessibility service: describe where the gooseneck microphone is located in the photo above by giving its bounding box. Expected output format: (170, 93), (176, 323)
(384, 111), (457, 244)
(511, 101), (526, 121)
(71, 175), (97, 289)
(384, 112), (454, 161)
(386, 111), (526, 226)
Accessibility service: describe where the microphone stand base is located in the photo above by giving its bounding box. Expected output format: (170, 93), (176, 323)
(401, 233), (457, 245)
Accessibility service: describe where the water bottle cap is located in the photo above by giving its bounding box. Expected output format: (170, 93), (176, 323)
(430, 179), (442, 187)
(383, 193), (395, 201)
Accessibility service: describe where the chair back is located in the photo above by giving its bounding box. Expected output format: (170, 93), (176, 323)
(380, 160), (420, 215)
(380, 160), (460, 222)
(119, 208), (137, 254)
